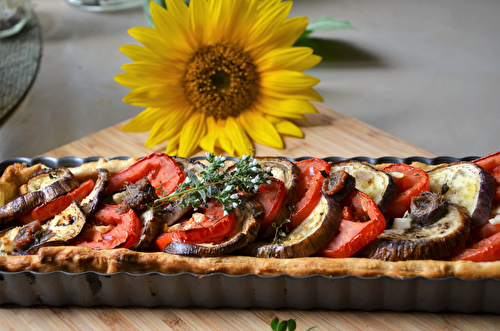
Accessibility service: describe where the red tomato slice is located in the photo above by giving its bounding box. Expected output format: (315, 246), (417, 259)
(452, 231), (500, 262)
(470, 221), (500, 243)
(381, 163), (430, 220)
(255, 178), (286, 230)
(317, 189), (386, 258)
(106, 153), (185, 197)
(474, 151), (500, 204)
(154, 201), (236, 251)
(16, 179), (95, 224)
(75, 204), (142, 249)
(289, 158), (331, 229)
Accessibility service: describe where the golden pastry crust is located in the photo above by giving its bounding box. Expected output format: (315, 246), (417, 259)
(0, 246), (498, 279)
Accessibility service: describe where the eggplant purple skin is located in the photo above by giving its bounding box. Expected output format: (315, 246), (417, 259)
(359, 204), (472, 262)
(247, 194), (341, 259)
(427, 161), (496, 228)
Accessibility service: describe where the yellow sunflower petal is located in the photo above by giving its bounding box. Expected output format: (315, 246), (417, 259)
(123, 85), (185, 108)
(121, 107), (166, 132)
(279, 99), (320, 115)
(261, 70), (321, 93)
(178, 112), (207, 157)
(163, 0), (189, 28)
(120, 61), (183, 84)
(189, 0), (210, 46)
(217, 121), (235, 156)
(119, 45), (162, 62)
(256, 47), (322, 72)
(245, 1), (292, 54)
(253, 16), (308, 59)
(166, 133), (181, 155)
(145, 106), (193, 148)
(239, 111), (284, 149)
(114, 72), (145, 90)
(255, 97), (306, 120)
(127, 27), (171, 60)
(224, 117), (253, 157)
(150, 2), (193, 56)
(264, 115), (304, 138)
(199, 116), (219, 153)
(257, 0), (283, 11)
(225, 0), (257, 45)
(261, 86), (324, 102)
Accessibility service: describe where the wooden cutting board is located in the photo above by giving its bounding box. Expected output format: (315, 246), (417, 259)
(43, 103), (434, 159)
(4, 104), (499, 330)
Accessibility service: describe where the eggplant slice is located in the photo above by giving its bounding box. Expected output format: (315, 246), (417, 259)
(0, 167), (80, 223)
(0, 201), (87, 255)
(81, 168), (111, 216)
(163, 197), (264, 257)
(360, 202), (471, 261)
(131, 209), (163, 252)
(172, 156), (206, 177)
(330, 160), (397, 213)
(427, 161), (495, 227)
(245, 194), (341, 259)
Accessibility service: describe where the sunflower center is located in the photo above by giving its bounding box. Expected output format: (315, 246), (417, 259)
(183, 42), (260, 120)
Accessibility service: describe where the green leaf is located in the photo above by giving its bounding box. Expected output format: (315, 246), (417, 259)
(277, 321), (288, 331)
(270, 318), (279, 330)
(287, 319), (297, 331)
(308, 16), (355, 31)
(298, 16), (355, 40)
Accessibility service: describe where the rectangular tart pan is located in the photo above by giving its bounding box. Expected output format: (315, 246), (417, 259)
(0, 155), (498, 312)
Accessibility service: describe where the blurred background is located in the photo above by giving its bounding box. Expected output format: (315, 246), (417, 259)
(0, 0), (499, 160)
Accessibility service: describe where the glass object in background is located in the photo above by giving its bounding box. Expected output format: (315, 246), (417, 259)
(63, 0), (142, 12)
(0, 0), (32, 38)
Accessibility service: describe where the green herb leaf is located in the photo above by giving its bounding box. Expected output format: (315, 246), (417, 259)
(154, 153), (272, 214)
(287, 319), (297, 331)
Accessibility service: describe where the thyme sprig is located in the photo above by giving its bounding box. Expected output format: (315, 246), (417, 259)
(154, 153), (273, 214)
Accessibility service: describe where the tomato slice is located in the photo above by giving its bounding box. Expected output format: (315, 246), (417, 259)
(316, 189), (386, 258)
(474, 151), (500, 204)
(75, 204), (142, 249)
(289, 158), (331, 229)
(106, 153), (185, 197)
(381, 163), (430, 220)
(255, 178), (286, 230)
(16, 179), (95, 225)
(470, 221), (500, 243)
(452, 231), (500, 262)
(153, 201), (236, 251)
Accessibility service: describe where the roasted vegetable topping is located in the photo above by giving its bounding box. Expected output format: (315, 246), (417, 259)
(410, 191), (448, 226)
(2, 151), (500, 265)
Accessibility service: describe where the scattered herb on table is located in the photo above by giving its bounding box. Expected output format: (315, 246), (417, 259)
(270, 318), (317, 331)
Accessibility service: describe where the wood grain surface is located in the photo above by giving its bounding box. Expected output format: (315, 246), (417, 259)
(3, 104), (498, 330)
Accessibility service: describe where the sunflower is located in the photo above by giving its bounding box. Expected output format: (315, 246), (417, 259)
(115, 0), (323, 157)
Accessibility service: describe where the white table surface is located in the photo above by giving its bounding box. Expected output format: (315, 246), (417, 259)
(1, 0), (499, 160)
